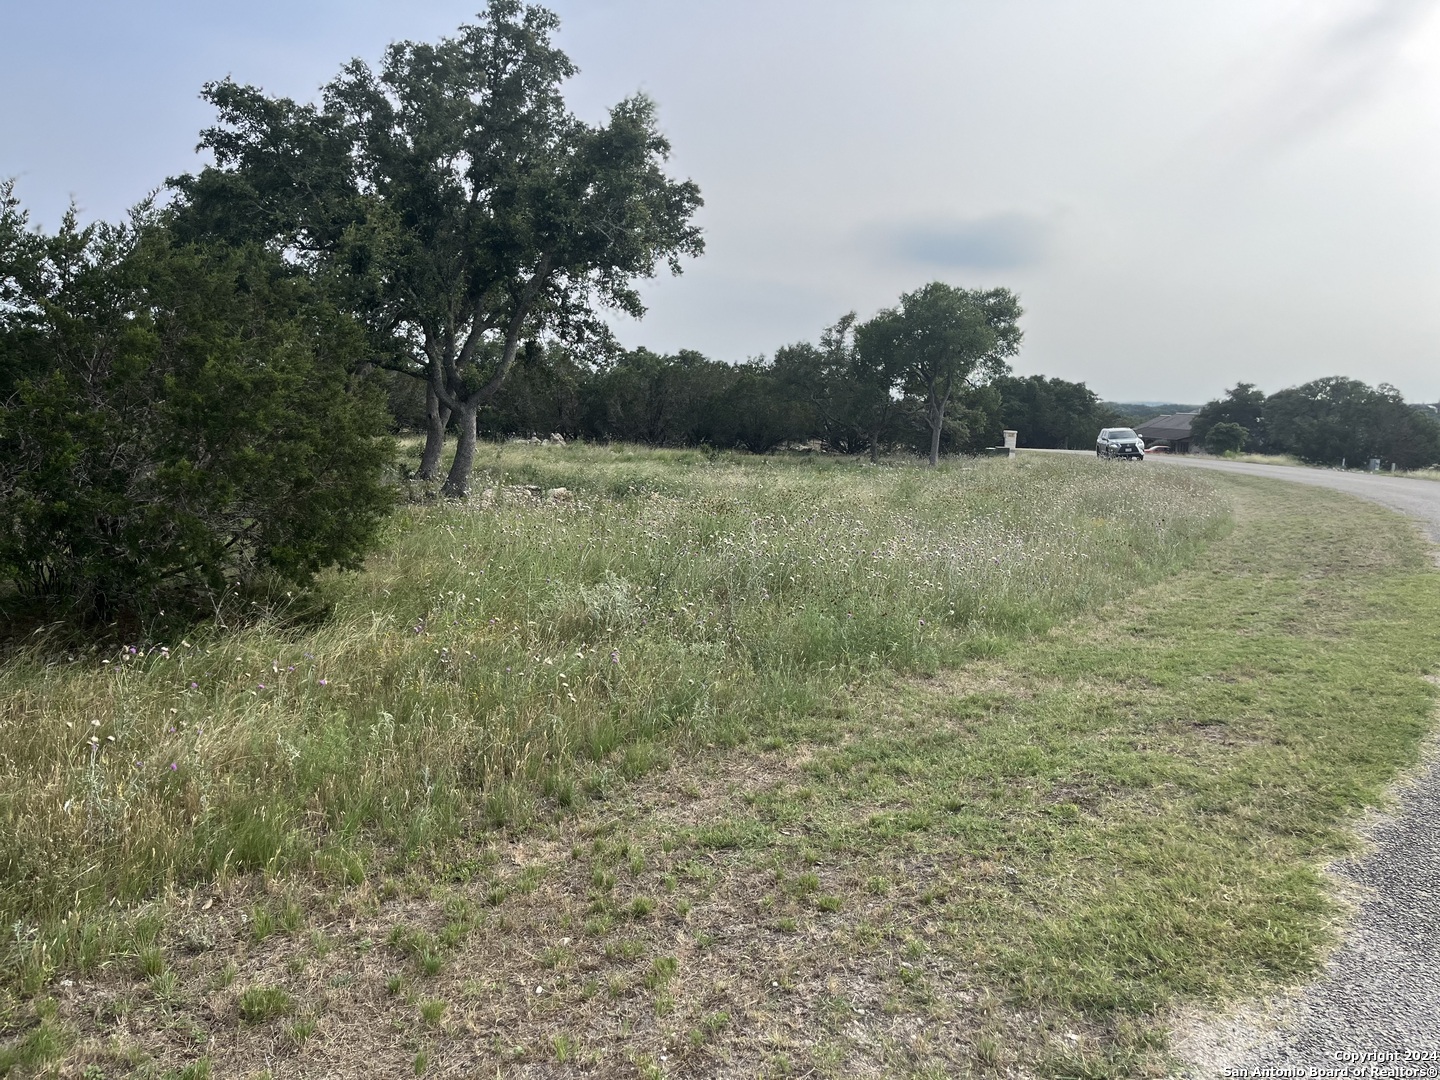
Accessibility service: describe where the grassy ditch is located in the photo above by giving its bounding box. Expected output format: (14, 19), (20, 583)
(7, 457), (1439, 1078)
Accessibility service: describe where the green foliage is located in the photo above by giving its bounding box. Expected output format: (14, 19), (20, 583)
(893, 384), (1004, 457)
(772, 313), (901, 459)
(1192, 378), (1440, 467)
(856, 282), (1023, 465)
(560, 288), (1025, 462)
(478, 344), (590, 439)
(1262, 377), (1440, 468)
(1192, 383), (1266, 452)
(994, 374), (1112, 450)
(1205, 421), (1249, 455)
(582, 347), (810, 451)
(0, 184), (395, 626)
(174, 0), (703, 496)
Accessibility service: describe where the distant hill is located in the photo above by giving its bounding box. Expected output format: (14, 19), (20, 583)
(1101, 401), (1201, 427)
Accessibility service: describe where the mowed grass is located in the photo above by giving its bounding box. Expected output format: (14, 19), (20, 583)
(0, 448), (1222, 978)
(1215, 450), (1440, 482)
(6, 453), (1440, 1078)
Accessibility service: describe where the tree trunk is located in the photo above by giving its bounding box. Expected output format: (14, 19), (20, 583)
(926, 383), (947, 467)
(441, 404), (478, 499)
(869, 431), (880, 464)
(417, 382), (451, 481)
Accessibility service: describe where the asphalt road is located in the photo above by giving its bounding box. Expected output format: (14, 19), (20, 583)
(1139, 456), (1440, 1073)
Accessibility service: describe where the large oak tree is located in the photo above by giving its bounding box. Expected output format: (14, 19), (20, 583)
(173, 0), (703, 495)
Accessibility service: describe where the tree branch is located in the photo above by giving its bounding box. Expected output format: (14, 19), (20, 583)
(463, 254), (553, 409)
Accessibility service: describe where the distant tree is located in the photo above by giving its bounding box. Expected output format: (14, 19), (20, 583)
(0, 187), (393, 626)
(1264, 377), (1440, 468)
(771, 316), (850, 451)
(478, 342), (590, 439)
(585, 348), (705, 445)
(580, 349), (808, 451)
(1192, 383), (1266, 452)
(381, 368), (431, 433)
(173, 0), (703, 497)
(772, 313), (907, 459)
(856, 283), (1022, 466)
(1204, 422), (1248, 455)
(961, 383), (1006, 453)
(993, 374), (1110, 449)
(768, 340), (833, 444)
(1381, 402), (1440, 469)
(836, 313), (909, 461)
(701, 360), (811, 452)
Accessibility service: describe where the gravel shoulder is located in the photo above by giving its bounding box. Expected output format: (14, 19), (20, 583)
(1173, 733), (1440, 1075)
(1156, 457), (1440, 1075)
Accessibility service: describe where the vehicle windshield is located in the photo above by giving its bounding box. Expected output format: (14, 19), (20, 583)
(1109, 429), (1138, 440)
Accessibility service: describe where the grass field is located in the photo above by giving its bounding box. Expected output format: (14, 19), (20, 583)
(3, 447), (1439, 1077)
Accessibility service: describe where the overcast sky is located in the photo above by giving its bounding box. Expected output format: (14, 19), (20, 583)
(4, 0), (1437, 403)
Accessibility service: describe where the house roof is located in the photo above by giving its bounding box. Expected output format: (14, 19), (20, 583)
(1136, 412), (1198, 441)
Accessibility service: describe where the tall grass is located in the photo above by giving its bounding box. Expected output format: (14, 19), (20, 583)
(0, 446), (1225, 977)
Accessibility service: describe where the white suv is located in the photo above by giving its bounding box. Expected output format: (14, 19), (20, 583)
(1096, 428), (1145, 460)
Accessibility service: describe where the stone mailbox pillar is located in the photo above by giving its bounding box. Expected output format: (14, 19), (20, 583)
(1002, 430), (1018, 458)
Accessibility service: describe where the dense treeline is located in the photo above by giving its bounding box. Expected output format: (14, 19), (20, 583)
(431, 348), (1440, 478)
(387, 342), (1126, 457)
(1193, 379), (1440, 468)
